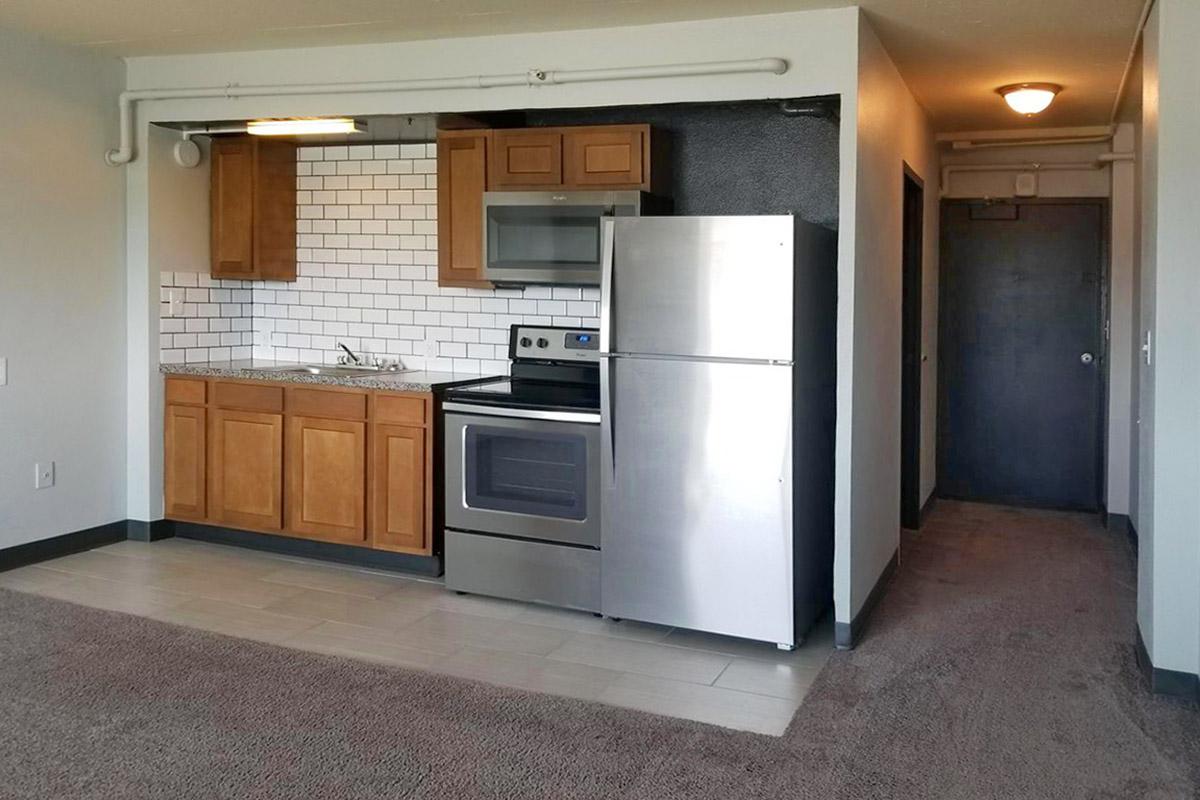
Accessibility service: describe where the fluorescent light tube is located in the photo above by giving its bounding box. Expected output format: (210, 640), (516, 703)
(246, 118), (365, 136)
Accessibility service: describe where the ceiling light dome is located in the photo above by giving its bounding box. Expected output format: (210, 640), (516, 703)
(996, 83), (1062, 116)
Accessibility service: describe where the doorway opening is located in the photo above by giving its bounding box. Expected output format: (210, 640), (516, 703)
(937, 199), (1107, 511)
(900, 166), (924, 530)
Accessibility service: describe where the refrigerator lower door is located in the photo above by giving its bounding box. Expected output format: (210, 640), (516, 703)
(600, 356), (795, 645)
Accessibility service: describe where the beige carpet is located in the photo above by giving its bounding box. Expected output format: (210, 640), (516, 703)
(2, 501), (1197, 799)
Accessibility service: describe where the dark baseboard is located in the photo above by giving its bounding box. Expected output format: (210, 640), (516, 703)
(125, 519), (175, 543)
(918, 492), (938, 526)
(172, 521), (442, 577)
(1106, 512), (1137, 554)
(834, 548), (899, 650)
(1136, 626), (1200, 702)
(0, 521), (128, 573)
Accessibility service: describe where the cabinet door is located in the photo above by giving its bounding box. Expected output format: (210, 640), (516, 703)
(252, 138), (297, 281)
(286, 416), (367, 544)
(164, 405), (206, 520)
(208, 409), (283, 531)
(563, 126), (646, 188)
(210, 137), (255, 278)
(437, 131), (492, 288)
(370, 424), (429, 554)
(489, 130), (563, 188)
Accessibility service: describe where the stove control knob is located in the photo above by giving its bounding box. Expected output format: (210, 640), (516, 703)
(519, 337), (532, 348)
(536, 337), (549, 349)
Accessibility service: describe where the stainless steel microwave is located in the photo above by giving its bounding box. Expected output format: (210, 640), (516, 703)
(482, 191), (667, 286)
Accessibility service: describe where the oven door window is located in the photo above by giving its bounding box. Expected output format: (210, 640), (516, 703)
(486, 205), (608, 275)
(464, 425), (588, 521)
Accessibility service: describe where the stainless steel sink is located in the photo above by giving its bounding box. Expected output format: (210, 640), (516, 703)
(256, 364), (409, 379)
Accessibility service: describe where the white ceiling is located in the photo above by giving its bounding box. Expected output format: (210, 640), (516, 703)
(0, 0), (1144, 131)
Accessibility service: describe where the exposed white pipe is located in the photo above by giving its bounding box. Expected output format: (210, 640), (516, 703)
(950, 134), (1113, 151)
(940, 161), (1107, 197)
(1098, 152), (1136, 163)
(104, 57), (789, 165)
(1110, 0), (1157, 125)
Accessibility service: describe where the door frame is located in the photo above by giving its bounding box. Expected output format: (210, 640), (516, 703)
(936, 196), (1110, 512)
(900, 164), (925, 529)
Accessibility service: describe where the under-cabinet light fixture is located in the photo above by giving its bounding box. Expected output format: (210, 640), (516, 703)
(246, 118), (366, 136)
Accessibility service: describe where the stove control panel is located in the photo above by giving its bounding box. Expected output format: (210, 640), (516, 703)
(511, 325), (600, 362)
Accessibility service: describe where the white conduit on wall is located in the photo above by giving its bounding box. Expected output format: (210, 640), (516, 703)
(104, 57), (789, 165)
(940, 161), (1115, 198)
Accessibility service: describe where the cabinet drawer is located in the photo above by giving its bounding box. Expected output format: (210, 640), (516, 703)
(212, 381), (284, 412)
(287, 387), (367, 420)
(165, 377), (206, 406)
(373, 394), (427, 426)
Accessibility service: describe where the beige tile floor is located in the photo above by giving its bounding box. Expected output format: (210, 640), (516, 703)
(0, 537), (833, 736)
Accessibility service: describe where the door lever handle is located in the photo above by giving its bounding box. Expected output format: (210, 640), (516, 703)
(1080, 352), (1094, 365)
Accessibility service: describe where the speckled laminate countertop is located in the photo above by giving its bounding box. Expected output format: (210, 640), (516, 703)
(160, 359), (496, 393)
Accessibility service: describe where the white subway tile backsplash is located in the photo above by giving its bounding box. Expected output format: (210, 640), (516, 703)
(159, 144), (601, 373)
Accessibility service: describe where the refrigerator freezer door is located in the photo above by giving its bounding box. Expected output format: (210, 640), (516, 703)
(600, 355), (795, 645)
(609, 216), (795, 362)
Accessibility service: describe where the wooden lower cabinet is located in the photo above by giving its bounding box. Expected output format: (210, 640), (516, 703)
(286, 415), (367, 544)
(208, 408), (284, 531)
(164, 404), (206, 520)
(371, 424), (429, 554)
(165, 379), (433, 556)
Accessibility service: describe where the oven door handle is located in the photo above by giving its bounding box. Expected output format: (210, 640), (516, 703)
(443, 402), (600, 424)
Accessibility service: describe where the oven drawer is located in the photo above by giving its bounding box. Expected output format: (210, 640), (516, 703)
(444, 530), (600, 612)
(444, 408), (600, 548)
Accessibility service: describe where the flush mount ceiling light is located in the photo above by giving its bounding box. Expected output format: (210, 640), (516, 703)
(246, 118), (366, 136)
(996, 83), (1062, 116)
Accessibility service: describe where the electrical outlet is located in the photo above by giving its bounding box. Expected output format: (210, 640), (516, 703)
(35, 461), (55, 490)
(167, 289), (184, 317)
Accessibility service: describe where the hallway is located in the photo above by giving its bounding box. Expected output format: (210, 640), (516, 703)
(788, 500), (1200, 797)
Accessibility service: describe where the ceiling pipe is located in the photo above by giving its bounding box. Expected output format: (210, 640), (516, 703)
(1109, 0), (1157, 124)
(950, 134), (1113, 151)
(104, 57), (789, 165)
(940, 161), (1107, 197)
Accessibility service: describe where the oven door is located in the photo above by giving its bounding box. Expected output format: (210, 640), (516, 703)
(483, 191), (643, 286)
(444, 403), (600, 547)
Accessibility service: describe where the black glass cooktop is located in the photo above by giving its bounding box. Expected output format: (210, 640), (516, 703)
(444, 377), (600, 413)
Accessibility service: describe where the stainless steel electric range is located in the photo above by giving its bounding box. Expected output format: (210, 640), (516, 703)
(442, 325), (601, 612)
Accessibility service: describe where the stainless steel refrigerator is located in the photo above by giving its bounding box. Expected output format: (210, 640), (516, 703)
(599, 215), (837, 648)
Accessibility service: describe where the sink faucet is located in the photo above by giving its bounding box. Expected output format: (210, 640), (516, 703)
(337, 342), (363, 365)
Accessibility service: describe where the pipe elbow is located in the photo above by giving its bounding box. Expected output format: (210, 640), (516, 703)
(105, 148), (132, 166)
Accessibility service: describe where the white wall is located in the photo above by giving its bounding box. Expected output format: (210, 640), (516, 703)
(1137, 0), (1200, 678)
(840, 17), (938, 619)
(0, 28), (127, 546)
(1107, 123), (1137, 519)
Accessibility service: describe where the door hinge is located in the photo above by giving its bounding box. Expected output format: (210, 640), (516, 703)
(1104, 319), (1110, 340)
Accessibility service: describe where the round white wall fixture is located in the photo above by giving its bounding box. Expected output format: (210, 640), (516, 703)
(173, 139), (201, 168)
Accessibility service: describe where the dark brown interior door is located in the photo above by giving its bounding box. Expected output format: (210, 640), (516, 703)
(938, 199), (1105, 511)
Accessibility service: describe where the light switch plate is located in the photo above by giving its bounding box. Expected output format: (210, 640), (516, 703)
(0, 357), (6, 386)
(168, 289), (184, 317)
(35, 461), (55, 490)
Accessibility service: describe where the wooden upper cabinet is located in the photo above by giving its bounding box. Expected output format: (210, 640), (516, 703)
(210, 138), (255, 277)
(437, 131), (492, 289)
(563, 126), (648, 188)
(489, 130), (563, 188)
(371, 423), (429, 554)
(286, 415), (367, 545)
(208, 408), (284, 531)
(210, 135), (296, 281)
(164, 404), (206, 521)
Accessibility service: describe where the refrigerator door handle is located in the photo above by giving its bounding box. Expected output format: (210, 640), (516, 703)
(600, 355), (616, 483)
(599, 218), (615, 355)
